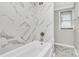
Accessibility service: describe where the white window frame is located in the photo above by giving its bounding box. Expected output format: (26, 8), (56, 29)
(59, 8), (74, 31)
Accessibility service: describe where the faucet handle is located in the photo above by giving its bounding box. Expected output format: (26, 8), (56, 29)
(40, 32), (44, 37)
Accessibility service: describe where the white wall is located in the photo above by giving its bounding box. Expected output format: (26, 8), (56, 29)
(54, 11), (74, 45)
(54, 2), (74, 10)
(74, 2), (79, 54)
(0, 2), (54, 54)
(54, 2), (74, 45)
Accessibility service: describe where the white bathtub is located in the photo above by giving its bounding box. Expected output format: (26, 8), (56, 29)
(0, 41), (53, 57)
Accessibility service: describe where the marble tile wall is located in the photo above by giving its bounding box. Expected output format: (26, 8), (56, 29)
(0, 2), (54, 54)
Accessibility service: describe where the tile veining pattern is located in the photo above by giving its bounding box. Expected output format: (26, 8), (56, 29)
(0, 2), (53, 54)
(54, 45), (77, 57)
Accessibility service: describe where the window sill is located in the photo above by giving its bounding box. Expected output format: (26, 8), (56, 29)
(60, 28), (74, 31)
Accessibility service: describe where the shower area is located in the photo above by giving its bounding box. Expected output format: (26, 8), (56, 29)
(0, 2), (54, 57)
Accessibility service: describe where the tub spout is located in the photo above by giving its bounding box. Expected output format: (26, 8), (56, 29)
(40, 32), (45, 45)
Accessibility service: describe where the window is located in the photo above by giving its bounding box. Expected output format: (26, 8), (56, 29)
(60, 10), (73, 29)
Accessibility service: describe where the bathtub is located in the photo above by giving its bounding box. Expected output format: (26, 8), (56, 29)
(0, 41), (53, 57)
